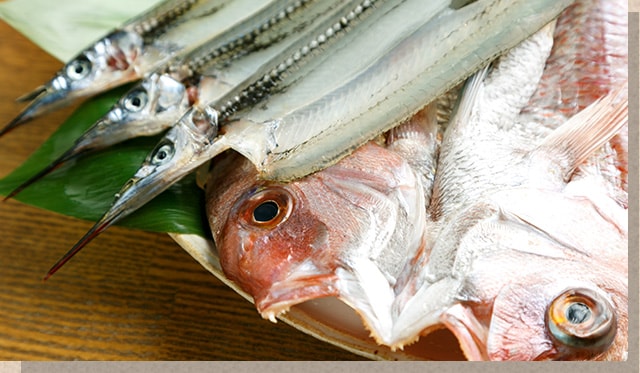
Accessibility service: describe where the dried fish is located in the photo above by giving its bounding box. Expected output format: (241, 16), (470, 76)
(4, 0), (338, 199)
(46, 0), (572, 280)
(0, 0), (283, 135)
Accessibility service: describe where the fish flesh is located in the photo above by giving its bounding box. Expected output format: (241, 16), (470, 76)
(0, 0), (283, 136)
(42, 0), (404, 278)
(4, 0), (342, 199)
(48, 0), (572, 278)
(393, 0), (628, 358)
(209, 1), (628, 356)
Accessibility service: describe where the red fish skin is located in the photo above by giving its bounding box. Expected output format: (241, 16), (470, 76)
(205, 101), (441, 343)
(206, 140), (427, 320)
(519, 0), (628, 197)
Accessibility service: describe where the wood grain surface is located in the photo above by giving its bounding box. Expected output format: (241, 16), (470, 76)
(0, 20), (365, 361)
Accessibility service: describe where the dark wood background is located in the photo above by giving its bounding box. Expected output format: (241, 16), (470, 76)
(0, 19), (365, 361)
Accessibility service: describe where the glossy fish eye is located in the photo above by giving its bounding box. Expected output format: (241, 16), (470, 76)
(66, 56), (92, 80)
(547, 288), (616, 354)
(123, 89), (148, 112)
(150, 141), (175, 165)
(240, 187), (293, 229)
(253, 200), (279, 223)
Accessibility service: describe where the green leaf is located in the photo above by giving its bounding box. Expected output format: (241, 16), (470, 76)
(0, 0), (208, 238)
(0, 0), (161, 61)
(0, 87), (208, 237)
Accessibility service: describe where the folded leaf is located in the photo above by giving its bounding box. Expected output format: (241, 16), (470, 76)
(0, 87), (208, 237)
(0, 0), (161, 61)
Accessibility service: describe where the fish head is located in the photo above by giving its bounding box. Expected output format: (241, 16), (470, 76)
(484, 279), (624, 361)
(436, 189), (627, 361)
(207, 141), (428, 330)
(44, 103), (221, 279)
(206, 151), (339, 321)
(5, 30), (145, 133)
(79, 72), (191, 151)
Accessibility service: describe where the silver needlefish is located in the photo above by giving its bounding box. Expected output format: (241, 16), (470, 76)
(4, 0), (338, 200)
(390, 0), (628, 357)
(0, 0), (279, 136)
(45, 0), (573, 279)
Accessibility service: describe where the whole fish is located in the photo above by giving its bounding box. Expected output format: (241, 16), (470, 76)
(206, 103), (440, 345)
(391, 0), (628, 359)
(47, 0), (573, 279)
(4, 0), (342, 199)
(0, 0), (281, 135)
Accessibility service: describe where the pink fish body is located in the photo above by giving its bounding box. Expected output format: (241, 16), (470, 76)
(401, 0), (629, 360)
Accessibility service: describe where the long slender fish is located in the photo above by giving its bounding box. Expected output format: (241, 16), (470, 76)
(0, 0), (279, 136)
(43, 0), (400, 279)
(390, 0), (628, 357)
(44, 0), (573, 279)
(4, 0), (343, 200)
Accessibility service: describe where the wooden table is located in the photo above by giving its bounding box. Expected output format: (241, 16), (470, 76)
(0, 20), (364, 361)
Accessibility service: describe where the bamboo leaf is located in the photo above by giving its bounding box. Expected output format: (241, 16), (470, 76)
(0, 0), (208, 237)
(0, 87), (208, 237)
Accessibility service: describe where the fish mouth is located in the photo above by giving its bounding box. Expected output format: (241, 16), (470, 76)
(256, 274), (340, 323)
(1, 83), (72, 136)
(439, 303), (490, 361)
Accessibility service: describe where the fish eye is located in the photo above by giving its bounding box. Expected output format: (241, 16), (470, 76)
(253, 200), (279, 223)
(241, 187), (293, 229)
(66, 56), (92, 80)
(123, 89), (148, 112)
(150, 141), (175, 166)
(547, 288), (616, 354)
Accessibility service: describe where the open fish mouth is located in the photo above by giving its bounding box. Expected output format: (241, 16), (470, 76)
(257, 274), (341, 323)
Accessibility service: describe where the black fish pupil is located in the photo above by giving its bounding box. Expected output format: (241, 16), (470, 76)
(132, 97), (141, 106)
(566, 302), (591, 324)
(253, 201), (279, 223)
(156, 151), (167, 160)
(75, 65), (84, 74)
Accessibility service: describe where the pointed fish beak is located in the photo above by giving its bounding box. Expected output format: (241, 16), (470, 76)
(44, 104), (224, 278)
(0, 78), (73, 137)
(5, 75), (193, 200)
(4, 115), (131, 201)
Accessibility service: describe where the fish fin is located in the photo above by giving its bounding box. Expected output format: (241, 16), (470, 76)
(386, 101), (440, 203)
(535, 84), (628, 180)
(450, 64), (490, 127)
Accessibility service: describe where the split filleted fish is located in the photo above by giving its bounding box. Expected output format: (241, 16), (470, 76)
(392, 0), (628, 359)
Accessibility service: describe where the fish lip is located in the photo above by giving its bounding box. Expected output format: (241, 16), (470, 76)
(1, 81), (72, 136)
(439, 303), (490, 361)
(255, 274), (340, 321)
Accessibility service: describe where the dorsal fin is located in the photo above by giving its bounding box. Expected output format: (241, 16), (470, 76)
(536, 82), (628, 180)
